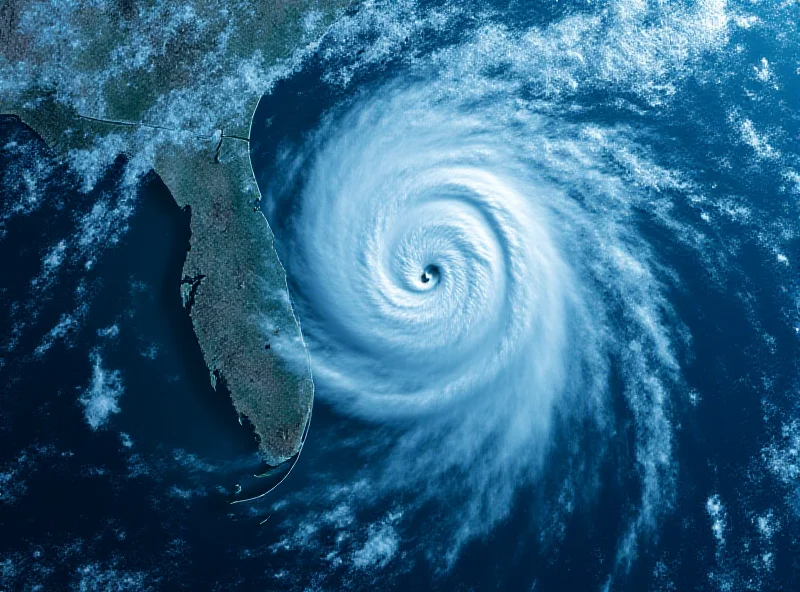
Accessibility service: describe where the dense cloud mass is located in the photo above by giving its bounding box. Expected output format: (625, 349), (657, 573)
(256, 0), (800, 586)
(275, 83), (679, 561)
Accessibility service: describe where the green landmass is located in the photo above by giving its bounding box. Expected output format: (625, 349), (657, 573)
(0, 0), (348, 464)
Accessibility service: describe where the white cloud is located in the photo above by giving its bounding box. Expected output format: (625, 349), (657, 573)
(706, 494), (727, 546)
(80, 350), (124, 430)
(352, 516), (401, 570)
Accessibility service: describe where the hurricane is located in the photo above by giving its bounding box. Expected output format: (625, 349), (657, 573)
(244, 0), (800, 587)
(293, 87), (578, 421)
(247, 0), (734, 582)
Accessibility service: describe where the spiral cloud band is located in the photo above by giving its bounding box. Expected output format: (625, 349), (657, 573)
(247, 0), (800, 583)
(293, 90), (572, 423)
(263, 70), (683, 564)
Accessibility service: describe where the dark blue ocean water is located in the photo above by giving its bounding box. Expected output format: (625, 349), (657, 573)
(2, 1), (800, 590)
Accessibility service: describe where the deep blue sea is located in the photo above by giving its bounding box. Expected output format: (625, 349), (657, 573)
(2, 1), (800, 590)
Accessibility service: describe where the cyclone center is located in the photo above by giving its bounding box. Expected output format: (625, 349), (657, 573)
(420, 263), (440, 285)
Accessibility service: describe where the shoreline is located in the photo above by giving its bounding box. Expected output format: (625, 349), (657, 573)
(0, 101), (313, 466)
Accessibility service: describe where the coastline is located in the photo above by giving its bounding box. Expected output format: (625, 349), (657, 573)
(0, 98), (313, 466)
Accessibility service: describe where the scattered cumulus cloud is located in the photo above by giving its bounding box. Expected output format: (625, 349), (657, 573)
(79, 350), (124, 430)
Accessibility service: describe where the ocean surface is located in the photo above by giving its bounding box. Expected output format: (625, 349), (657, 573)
(2, 1), (800, 590)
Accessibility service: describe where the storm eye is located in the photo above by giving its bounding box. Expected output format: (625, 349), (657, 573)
(420, 264), (439, 284)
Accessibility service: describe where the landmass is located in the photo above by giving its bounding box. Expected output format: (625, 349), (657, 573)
(0, 0), (348, 465)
